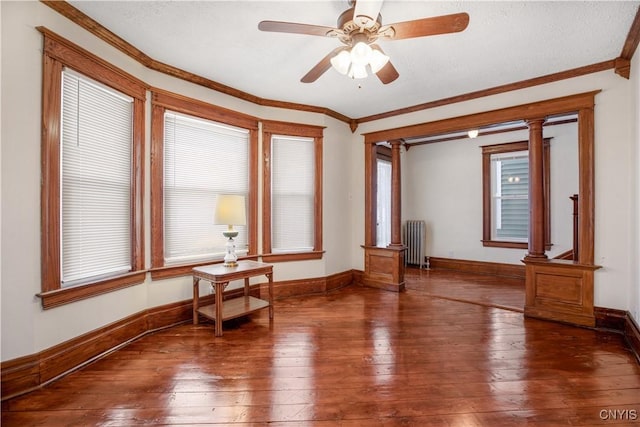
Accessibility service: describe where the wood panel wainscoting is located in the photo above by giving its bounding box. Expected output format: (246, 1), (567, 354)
(523, 258), (599, 327)
(361, 246), (405, 292)
(0, 270), (354, 401)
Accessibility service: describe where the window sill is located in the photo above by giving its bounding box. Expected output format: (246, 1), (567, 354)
(482, 240), (528, 249)
(261, 251), (324, 263)
(38, 270), (146, 309)
(150, 255), (260, 280)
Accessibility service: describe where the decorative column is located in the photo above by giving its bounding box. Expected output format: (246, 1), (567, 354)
(525, 118), (547, 259)
(388, 139), (403, 248)
(362, 139), (405, 292)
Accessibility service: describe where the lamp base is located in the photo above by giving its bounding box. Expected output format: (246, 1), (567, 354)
(222, 235), (238, 267)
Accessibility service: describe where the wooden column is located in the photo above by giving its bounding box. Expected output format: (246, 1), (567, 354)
(525, 118), (547, 259)
(388, 139), (403, 248)
(362, 139), (405, 292)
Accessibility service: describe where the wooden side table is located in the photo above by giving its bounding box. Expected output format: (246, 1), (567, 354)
(192, 260), (273, 336)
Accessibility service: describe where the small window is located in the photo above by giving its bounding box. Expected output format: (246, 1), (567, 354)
(376, 157), (392, 247)
(271, 135), (315, 252)
(482, 140), (550, 249)
(491, 150), (529, 242)
(262, 121), (323, 262)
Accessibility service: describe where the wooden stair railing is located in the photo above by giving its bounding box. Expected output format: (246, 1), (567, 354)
(570, 194), (579, 261)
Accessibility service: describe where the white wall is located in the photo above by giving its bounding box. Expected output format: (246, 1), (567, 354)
(402, 122), (578, 264)
(631, 46), (640, 325)
(0, 2), (354, 361)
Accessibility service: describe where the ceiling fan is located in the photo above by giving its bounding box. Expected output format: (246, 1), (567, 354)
(258, 0), (469, 84)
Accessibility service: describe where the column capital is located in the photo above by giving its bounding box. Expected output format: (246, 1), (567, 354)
(526, 117), (546, 128)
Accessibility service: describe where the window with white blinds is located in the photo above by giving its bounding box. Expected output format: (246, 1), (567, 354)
(271, 135), (315, 252)
(376, 158), (392, 247)
(491, 150), (529, 241)
(163, 112), (249, 264)
(60, 69), (133, 287)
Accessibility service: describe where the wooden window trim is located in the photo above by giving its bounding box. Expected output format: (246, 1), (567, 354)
(149, 89), (259, 279)
(39, 30), (146, 309)
(481, 139), (551, 249)
(262, 120), (324, 262)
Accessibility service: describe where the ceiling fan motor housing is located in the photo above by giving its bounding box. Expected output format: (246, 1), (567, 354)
(335, 7), (382, 45)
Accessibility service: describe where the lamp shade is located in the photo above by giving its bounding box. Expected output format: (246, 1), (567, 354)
(214, 194), (246, 225)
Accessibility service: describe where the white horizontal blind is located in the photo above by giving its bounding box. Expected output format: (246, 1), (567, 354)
(491, 151), (529, 241)
(271, 135), (314, 252)
(60, 69), (133, 287)
(164, 112), (249, 264)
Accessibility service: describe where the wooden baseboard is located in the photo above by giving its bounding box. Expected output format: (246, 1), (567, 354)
(255, 270), (354, 300)
(623, 313), (640, 364)
(1, 270), (356, 401)
(594, 307), (628, 331)
(428, 257), (525, 279)
(594, 307), (640, 364)
(1, 300), (191, 401)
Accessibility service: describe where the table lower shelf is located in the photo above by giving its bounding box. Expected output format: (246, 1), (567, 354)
(197, 296), (270, 323)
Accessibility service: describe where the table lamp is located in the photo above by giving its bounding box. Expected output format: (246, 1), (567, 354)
(214, 194), (246, 267)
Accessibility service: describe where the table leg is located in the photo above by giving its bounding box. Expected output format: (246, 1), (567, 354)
(244, 277), (250, 296)
(267, 272), (274, 320)
(215, 281), (227, 336)
(193, 277), (200, 325)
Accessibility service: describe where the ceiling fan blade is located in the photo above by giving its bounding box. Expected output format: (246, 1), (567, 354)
(370, 44), (398, 84)
(381, 12), (469, 40)
(258, 20), (339, 37)
(353, 0), (384, 29)
(301, 47), (347, 83)
(375, 60), (399, 85)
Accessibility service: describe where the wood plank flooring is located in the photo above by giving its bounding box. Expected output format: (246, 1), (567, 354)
(3, 268), (639, 426)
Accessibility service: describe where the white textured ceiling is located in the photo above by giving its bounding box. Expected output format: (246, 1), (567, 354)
(67, 0), (639, 119)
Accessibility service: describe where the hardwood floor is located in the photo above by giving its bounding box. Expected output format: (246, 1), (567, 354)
(3, 269), (640, 426)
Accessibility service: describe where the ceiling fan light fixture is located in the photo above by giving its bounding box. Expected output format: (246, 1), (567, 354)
(369, 47), (390, 73)
(330, 50), (351, 75)
(350, 41), (373, 66)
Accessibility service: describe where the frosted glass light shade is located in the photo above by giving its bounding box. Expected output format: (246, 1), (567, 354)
(348, 63), (368, 79)
(330, 50), (351, 75)
(214, 194), (246, 226)
(350, 42), (373, 66)
(369, 48), (390, 73)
